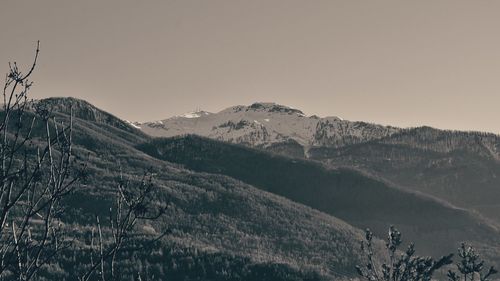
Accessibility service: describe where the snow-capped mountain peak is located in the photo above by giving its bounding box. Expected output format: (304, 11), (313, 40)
(138, 102), (400, 154)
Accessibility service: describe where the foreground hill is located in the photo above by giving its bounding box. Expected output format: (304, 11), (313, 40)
(27, 98), (385, 280)
(136, 134), (500, 263)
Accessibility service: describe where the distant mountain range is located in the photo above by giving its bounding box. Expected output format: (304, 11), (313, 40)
(136, 102), (500, 158)
(27, 97), (500, 279)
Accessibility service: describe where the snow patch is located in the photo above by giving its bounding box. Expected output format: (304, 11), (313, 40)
(181, 112), (203, 118)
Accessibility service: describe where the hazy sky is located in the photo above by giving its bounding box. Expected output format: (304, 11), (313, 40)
(1, 1), (500, 133)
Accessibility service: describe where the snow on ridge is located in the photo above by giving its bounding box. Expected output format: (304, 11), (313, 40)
(125, 120), (141, 129)
(177, 111), (212, 119)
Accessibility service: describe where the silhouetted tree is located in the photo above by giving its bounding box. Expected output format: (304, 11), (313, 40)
(356, 226), (453, 281)
(79, 171), (167, 281)
(1, 42), (167, 281)
(357, 226), (497, 281)
(447, 243), (497, 281)
(0, 41), (83, 280)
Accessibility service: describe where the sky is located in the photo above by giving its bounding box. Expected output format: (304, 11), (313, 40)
(1, 1), (500, 133)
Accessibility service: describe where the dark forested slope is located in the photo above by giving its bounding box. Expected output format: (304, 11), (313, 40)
(137, 134), (500, 262)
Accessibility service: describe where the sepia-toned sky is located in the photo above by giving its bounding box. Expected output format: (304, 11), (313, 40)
(1, 1), (500, 132)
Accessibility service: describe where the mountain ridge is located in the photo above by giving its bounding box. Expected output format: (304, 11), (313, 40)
(136, 102), (500, 158)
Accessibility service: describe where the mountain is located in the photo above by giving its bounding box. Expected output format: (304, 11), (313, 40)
(137, 102), (500, 228)
(137, 102), (400, 156)
(24, 97), (388, 280)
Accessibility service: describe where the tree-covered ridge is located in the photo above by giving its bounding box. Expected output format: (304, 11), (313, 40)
(309, 127), (500, 226)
